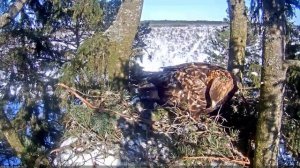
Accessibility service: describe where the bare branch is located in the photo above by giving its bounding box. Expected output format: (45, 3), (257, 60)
(57, 83), (98, 109)
(182, 155), (250, 166)
(0, 0), (28, 28)
(56, 83), (154, 125)
(283, 59), (300, 69)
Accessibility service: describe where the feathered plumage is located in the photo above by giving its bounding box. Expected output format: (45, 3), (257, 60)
(136, 62), (238, 118)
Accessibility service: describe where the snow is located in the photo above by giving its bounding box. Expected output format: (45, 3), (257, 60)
(135, 25), (223, 71)
(9, 85), (21, 96)
(53, 136), (121, 167)
(60, 137), (78, 147)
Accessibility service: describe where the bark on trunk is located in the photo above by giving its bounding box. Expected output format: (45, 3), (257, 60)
(254, 0), (286, 167)
(0, 0), (28, 28)
(0, 109), (24, 157)
(105, 0), (143, 88)
(227, 0), (248, 80)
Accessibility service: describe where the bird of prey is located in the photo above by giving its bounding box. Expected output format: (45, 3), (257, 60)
(136, 62), (238, 119)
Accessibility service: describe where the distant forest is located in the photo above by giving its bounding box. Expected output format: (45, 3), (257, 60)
(141, 20), (227, 27)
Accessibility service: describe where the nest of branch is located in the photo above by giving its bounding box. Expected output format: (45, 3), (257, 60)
(52, 85), (132, 166)
(60, 89), (128, 143)
(149, 107), (250, 166)
(55, 83), (250, 166)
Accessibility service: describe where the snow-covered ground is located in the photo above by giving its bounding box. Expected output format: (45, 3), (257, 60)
(52, 136), (121, 167)
(135, 23), (225, 71)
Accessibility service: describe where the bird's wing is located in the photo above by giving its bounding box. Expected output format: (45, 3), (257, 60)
(170, 67), (209, 113)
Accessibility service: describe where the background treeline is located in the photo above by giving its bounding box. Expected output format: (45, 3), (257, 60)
(141, 20), (227, 27)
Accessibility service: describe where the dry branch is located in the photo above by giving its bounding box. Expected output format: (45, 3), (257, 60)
(57, 83), (98, 109)
(0, 0), (28, 28)
(182, 155), (250, 166)
(283, 59), (300, 69)
(57, 83), (153, 125)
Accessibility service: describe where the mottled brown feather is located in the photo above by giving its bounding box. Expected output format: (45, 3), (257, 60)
(141, 62), (238, 119)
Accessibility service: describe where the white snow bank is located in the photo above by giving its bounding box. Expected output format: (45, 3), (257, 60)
(53, 136), (121, 167)
(135, 26), (221, 71)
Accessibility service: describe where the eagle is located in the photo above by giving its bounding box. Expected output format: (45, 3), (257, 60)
(135, 62), (238, 119)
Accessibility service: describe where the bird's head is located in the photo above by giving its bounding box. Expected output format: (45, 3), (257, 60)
(207, 69), (238, 110)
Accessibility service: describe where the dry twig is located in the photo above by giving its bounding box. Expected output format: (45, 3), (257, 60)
(57, 83), (154, 126)
(182, 156), (250, 166)
(57, 83), (98, 109)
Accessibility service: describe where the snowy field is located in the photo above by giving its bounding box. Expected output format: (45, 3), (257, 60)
(135, 24), (224, 71)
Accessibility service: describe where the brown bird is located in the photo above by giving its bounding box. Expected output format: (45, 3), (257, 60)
(137, 62), (238, 119)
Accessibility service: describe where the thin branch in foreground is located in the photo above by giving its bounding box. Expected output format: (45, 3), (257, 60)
(56, 83), (98, 109)
(57, 83), (154, 125)
(283, 59), (300, 69)
(0, 0), (28, 28)
(182, 156), (250, 166)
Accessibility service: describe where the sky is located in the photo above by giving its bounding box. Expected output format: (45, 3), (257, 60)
(141, 0), (300, 25)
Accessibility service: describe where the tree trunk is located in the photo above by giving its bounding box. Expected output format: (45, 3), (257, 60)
(254, 0), (286, 167)
(105, 0), (144, 89)
(0, 0), (28, 28)
(0, 108), (24, 157)
(227, 0), (248, 80)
